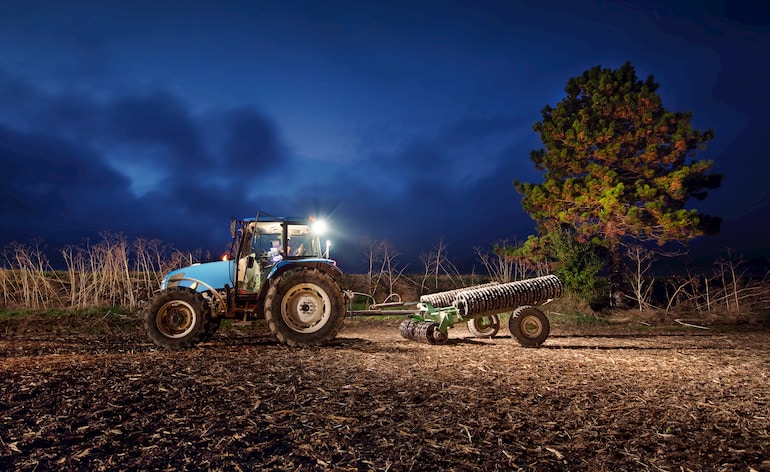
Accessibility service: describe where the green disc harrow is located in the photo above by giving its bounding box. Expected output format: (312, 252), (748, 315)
(400, 274), (563, 347)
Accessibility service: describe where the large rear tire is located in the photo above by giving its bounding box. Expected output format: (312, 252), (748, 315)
(265, 268), (346, 347)
(142, 287), (211, 349)
(509, 305), (550, 347)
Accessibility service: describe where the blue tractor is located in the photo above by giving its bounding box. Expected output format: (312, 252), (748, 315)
(141, 212), (345, 348)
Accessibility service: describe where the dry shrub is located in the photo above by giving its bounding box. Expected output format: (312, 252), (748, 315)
(1, 233), (192, 311)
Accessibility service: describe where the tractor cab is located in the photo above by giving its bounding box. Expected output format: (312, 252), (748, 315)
(234, 214), (328, 293)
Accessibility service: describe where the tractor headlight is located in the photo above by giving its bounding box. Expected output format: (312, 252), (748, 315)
(311, 219), (328, 235)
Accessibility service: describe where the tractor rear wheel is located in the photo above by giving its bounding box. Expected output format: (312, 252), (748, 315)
(509, 305), (550, 347)
(264, 268), (346, 347)
(467, 314), (500, 337)
(142, 287), (211, 349)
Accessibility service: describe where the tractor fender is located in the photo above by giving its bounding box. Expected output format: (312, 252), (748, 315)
(256, 260), (343, 300)
(266, 260), (343, 282)
(161, 276), (228, 316)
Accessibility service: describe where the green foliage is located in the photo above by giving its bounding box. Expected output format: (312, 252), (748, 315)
(506, 235), (548, 264)
(0, 308), (36, 319)
(509, 228), (606, 305)
(548, 229), (604, 298)
(515, 61), (722, 249)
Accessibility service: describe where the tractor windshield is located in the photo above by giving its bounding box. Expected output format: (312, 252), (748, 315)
(286, 224), (321, 258)
(235, 217), (326, 293)
(247, 221), (322, 261)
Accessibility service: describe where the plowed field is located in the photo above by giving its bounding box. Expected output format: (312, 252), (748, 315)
(1, 314), (769, 471)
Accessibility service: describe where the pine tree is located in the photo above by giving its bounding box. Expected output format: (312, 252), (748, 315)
(515, 62), (722, 299)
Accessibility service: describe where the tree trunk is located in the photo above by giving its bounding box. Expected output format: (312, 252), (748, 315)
(608, 238), (625, 307)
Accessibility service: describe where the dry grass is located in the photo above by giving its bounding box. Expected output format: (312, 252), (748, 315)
(1, 234), (194, 311)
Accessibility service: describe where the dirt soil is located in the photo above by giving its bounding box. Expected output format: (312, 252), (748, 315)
(1, 314), (769, 472)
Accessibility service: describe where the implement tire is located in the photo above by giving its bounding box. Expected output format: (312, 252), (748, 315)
(265, 268), (346, 347)
(142, 287), (211, 349)
(509, 305), (550, 347)
(467, 314), (500, 338)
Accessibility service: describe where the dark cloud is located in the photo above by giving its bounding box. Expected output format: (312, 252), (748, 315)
(285, 113), (542, 273)
(107, 91), (207, 168)
(360, 113), (533, 189)
(0, 71), (292, 262)
(433, 114), (531, 149)
(219, 107), (286, 172)
(723, 2), (770, 29)
(0, 124), (133, 244)
(0, 70), (55, 131)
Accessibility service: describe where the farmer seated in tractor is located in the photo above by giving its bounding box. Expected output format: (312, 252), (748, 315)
(267, 240), (283, 263)
(287, 235), (306, 256)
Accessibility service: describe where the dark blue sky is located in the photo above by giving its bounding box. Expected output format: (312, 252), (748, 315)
(1, 0), (768, 273)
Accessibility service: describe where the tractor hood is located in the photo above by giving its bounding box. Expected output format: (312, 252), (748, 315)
(161, 260), (234, 292)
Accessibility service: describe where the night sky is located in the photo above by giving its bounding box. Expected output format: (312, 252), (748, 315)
(1, 0), (769, 273)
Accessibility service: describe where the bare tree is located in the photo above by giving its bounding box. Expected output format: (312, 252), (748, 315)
(664, 275), (695, 315)
(372, 239), (406, 301)
(359, 236), (379, 296)
(624, 243), (686, 311)
(474, 239), (535, 283)
(357, 237), (407, 300)
(420, 237), (462, 290)
(624, 244), (656, 311)
(715, 248), (745, 312)
(661, 249), (770, 316)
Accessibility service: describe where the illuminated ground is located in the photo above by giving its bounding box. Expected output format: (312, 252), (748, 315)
(1, 315), (768, 471)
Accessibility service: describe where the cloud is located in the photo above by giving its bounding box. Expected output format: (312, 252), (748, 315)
(272, 113), (541, 272)
(0, 67), (578, 273)
(352, 113), (534, 192)
(0, 69), (295, 259)
(0, 124), (134, 244)
(106, 91), (207, 167)
(217, 107), (287, 173)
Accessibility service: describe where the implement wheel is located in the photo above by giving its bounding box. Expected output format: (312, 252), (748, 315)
(467, 314), (500, 338)
(142, 287), (211, 349)
(509, 305), (550, 347)
(265, 268), (346, 347)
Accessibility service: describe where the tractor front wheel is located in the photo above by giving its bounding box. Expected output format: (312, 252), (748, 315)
(265, 269), (346, 347)
(509, 305), (550, 347)
(200, 317), (223, 341)
(142, 287), (211, 349)
(467, 314), (500, 338)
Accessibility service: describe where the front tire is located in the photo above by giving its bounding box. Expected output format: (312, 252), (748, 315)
(509, 305), (550, 347)
(142, 287), (211, 349)
(200, 317), (223, 341)
(264, 268), (346, 347)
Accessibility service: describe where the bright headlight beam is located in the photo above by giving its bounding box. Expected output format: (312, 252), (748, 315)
(311, 219), (328, 235)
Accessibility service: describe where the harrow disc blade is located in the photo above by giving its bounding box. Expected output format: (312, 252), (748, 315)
(399, 319), (419, 339)
(419, 282), (500, 308)
(453, 275), (562, 317)
(399, 320), (447, 345)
